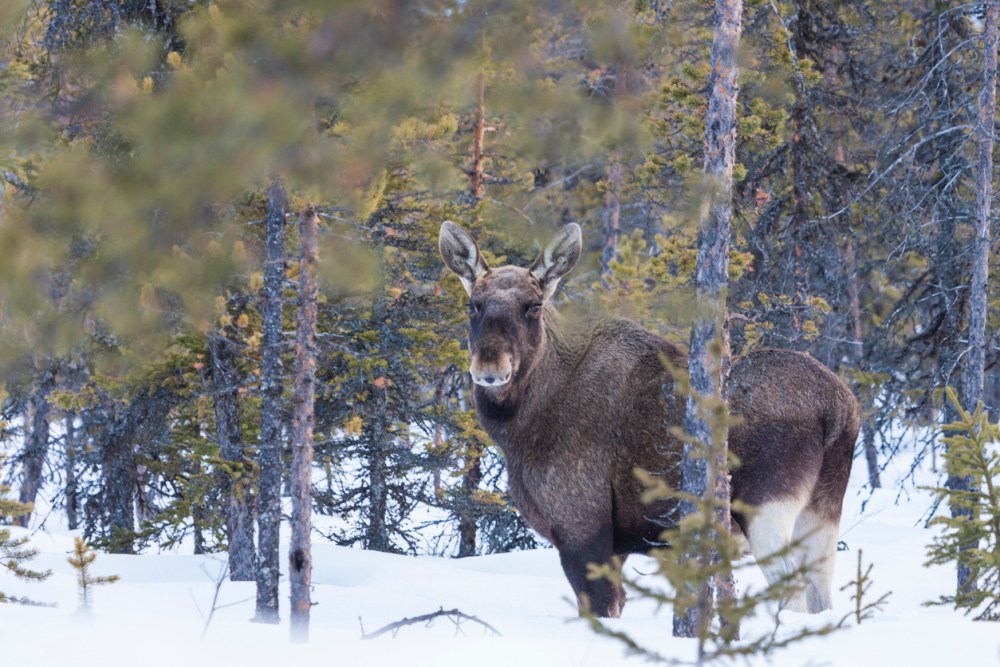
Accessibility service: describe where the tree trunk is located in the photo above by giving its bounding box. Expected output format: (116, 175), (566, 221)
(469, 71), (486, 200)
(289, 206), (319, 643)
(674, 0), (742, 642)
(953, 0), (998, 599)
(457, 445), (482, 558)
(101, 387), (174, 554)
(364, 375), (391, 552)
(17, 371), (54, 527)
(209, 332), (256, 581)
(254, 180), (287, 624)
(845, 241), (881, 489)
(600, 159), (622, 286)
(65, 413), (79, 530)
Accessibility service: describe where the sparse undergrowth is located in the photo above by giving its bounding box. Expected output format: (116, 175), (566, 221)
(924, 389), (1000, 621)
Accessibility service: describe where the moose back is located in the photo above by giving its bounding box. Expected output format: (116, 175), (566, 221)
(439, 220), (860, 618)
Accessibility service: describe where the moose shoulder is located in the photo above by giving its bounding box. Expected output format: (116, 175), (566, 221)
(439, 220), (861, 619)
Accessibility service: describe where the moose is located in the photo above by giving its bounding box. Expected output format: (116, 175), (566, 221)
(439, 220), (861, 618)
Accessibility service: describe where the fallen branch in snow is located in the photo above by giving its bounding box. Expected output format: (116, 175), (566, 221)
(359, 607), (502, 639)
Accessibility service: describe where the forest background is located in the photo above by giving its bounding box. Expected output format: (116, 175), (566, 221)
(0, 0), (997, 612)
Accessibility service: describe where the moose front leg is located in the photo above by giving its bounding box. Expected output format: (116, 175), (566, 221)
(555, 528), (625, 618)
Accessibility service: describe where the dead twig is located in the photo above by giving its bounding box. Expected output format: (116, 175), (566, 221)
(359, 607), (502, 639)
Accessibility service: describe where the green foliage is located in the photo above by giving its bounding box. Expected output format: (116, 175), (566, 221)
(68, 536), (120, 612)
(924, 388), (1000, 621)
(0, 466), (52, 605)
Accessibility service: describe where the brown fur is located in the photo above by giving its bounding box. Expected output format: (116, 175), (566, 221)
(439, 222), (861, 618)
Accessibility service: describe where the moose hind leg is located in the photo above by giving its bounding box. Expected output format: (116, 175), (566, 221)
(745, 496), (810, 613)
(793, 509), (839, 613)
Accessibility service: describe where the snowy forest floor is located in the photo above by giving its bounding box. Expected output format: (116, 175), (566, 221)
(2, 453), (999, 667)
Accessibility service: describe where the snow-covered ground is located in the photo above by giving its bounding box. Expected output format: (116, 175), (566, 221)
(2, 453), (998, 667)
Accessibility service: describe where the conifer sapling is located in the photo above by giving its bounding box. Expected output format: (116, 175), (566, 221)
(68, 536), (120, 613)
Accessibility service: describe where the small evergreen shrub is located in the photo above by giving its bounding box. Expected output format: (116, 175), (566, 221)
(925, 388), (1000, 621)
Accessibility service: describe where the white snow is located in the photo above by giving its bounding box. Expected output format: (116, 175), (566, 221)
(2, 454), (999, 667)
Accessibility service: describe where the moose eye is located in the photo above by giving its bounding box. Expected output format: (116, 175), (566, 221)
(525, 303), (542, 318)
(468, 301), (481, 317)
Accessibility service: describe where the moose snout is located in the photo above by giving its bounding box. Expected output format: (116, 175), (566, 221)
(471, 369), (512, 387)
(470, 353), (513, 388)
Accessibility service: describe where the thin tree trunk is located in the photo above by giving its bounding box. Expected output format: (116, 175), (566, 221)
(953, 0), (998, 599)
(365, 374), (391, 552)
(674, 0), (742, 642)
(363, 238), (392, 553)
(254, 180), (287, 624)
(210, 331), (256, 581)
(845, 242), (881, 489)
(17, 371), (54, 527)
(457, 446), (482, 558)
(289, 206), (319, 643)
(470, 71), (486, 200)
(454, 70), (490, 556)
(601, 159), (622, 286)
(65, 414), (79, 530)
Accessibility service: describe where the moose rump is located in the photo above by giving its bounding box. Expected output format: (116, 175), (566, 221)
(439, 220), (860, 618)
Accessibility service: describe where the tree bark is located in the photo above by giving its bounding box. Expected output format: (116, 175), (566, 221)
(953, 0), (998, 599)
(254, 180), (287, 623)
(469, 71), (486, 200)
(101, 387), (174, 554)
(289, 206), (319, 643)
(64, 413), (79, 530)
(209, 331), (256, 582)
(674, 0), (742, 641)
(17, 370), (55, 527)
(845, 241), (881, 489)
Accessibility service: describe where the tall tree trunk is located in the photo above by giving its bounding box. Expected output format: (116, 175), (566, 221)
(953, 0), (998, 600)
(844, 242), (881, 489)
(289, 206), (319, 643)
(364, 373), (391, 551)
(65, 413), (79, 530)
(453, 70), (490, 557)
(210, 331), (256, 581)
(17, 370), (55, 527)
(469, 71), (486, 200)
(365, 238), (394, 553)
(255, 180), (287, 624)
(600, 159), (623, 286)
(673, 0), (742, 642)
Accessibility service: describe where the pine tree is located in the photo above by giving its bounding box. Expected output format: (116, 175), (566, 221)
(67, 536), (119, 614)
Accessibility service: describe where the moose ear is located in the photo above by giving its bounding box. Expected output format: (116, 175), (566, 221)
(439, 221), (489, 295)
(530, 223), (582, 301)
